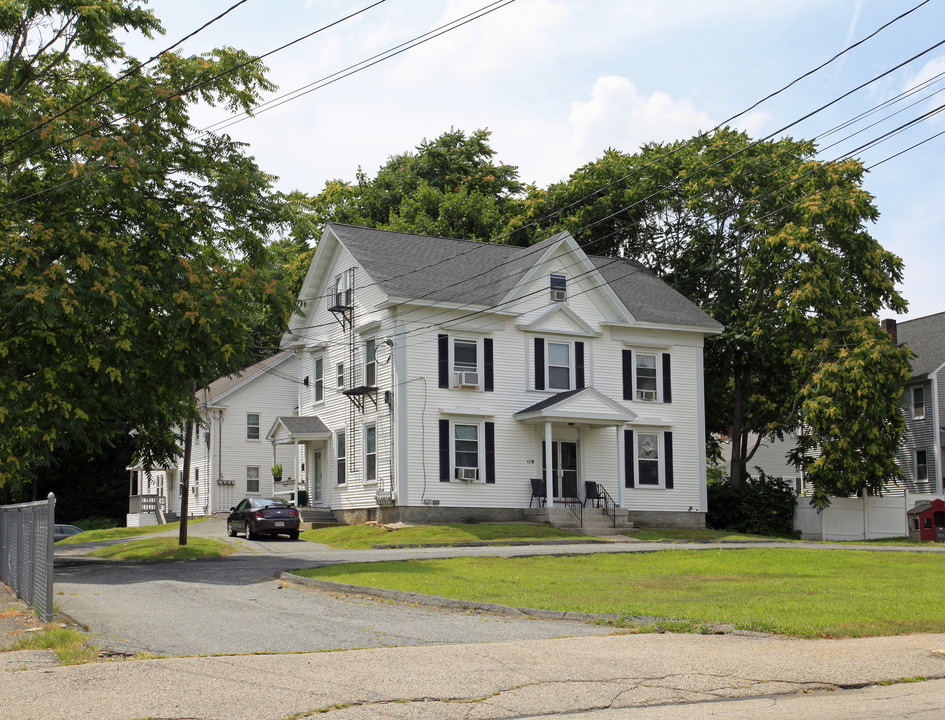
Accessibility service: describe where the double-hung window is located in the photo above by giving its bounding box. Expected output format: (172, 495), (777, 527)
(550, 274), (567, 302)
(438, 334), (494, 391)
(313, 356), (324, 403)
(622, 350), (671, 403)
(246, 413), (260, 440)
(916, 449), (929, 481)
(624, 429), (674, 489)
(547, 342), (571, 390)
(336, 431), (346, 485)
(452, 338), (479, 388)
(454, 424), (479, 481)
(913, 387), (925, 420)
(337, 362), (344, 388)
(364, 425), (377, 482)
(635, 353), (658, 401)
(246, 466), (260, 493)
(364, 338), (377, 388)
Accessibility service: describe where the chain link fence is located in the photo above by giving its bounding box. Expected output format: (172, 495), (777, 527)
(0, 493), (55, 621)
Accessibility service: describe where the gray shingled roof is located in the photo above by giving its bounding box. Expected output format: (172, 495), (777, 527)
(274, 416), (331, 435)
(515, 388), (586, 416)
(196, 350), (294, 406)
(897, 312), (945, 380)
(328, 223), (721, 331)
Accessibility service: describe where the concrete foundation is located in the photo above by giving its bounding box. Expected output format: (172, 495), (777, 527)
(624, 510), (706, 529)
(333, 505), (704, 529)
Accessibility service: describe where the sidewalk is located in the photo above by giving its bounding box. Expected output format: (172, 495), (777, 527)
(2, 629), (944, 719)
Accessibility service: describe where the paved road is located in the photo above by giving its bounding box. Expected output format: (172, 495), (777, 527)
(36, 517), (945, 719)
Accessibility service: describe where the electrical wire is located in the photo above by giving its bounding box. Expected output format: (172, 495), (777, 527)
(0, 0), (250, 154)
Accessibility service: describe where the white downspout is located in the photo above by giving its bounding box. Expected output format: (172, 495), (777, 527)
(544, 421), (554, 502)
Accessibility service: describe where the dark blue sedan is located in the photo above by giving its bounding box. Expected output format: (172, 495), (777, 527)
(227, 498), (301, 540)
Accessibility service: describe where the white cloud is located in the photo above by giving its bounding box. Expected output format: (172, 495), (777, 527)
(534, 76), (713, 184)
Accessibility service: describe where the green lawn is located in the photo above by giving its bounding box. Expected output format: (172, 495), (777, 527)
(87, 537), (235, 561)
(57, 518), (205, 544)
(296, 548), (945, 638)
(301, 523), (601, 549)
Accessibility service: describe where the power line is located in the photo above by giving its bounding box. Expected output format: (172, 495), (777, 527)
(0, 0), (250, 155)
(2, 1), (388, 171)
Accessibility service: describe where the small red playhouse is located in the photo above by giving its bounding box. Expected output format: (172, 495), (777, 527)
(907, 499), (945, 542)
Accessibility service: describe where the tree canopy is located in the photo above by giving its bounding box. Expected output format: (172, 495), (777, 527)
(303, 127), (525, 243)
(0, 1), (293, 487)
(524, 128), (911, 502)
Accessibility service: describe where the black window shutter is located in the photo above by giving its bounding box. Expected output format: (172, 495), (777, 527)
(622, 349), (633, 400)
(439, 419), (450, 482)
(438, 334), (449, 389)
(662, 353), (672, 404)
(485, 422), (495, 483)
(575, 341), (585, 389)
(484, 338), (494, 392)
(624, 429), (634, 488)
(534, 338), (545, 390)
(664, 431), (674, 489)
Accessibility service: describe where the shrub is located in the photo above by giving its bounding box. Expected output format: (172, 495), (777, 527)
(707, 471), (799, 538)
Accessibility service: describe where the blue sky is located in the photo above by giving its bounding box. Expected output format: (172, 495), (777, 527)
(128, 1), (945, 321)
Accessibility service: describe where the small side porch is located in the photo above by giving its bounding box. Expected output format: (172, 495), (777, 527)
(267, 416), (333, 512)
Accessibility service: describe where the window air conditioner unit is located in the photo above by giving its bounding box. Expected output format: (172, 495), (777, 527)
(453, 371), (479, 388)
(551, 289), (567, 302)
(455, 467), (479, 481)
(637, 389), (657, 401)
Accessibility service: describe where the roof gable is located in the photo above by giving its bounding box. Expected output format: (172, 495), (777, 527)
(897, 312), (945, 380)
(196, 351), (294, 407)
(514, 387), (636, 426)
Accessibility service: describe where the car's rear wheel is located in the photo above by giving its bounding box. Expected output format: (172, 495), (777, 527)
(287, 530), (299, 540)
(227, 521), (236, 538)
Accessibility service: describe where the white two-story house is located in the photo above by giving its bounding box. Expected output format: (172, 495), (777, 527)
(268, 223), (722, 528)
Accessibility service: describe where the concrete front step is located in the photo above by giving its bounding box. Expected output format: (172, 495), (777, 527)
(524, 506), (634, 534)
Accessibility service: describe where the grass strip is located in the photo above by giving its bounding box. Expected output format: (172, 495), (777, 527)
(57, 517), (205, 544)
(296, 548), (945, 638)
(6, 625), (99, 664)
(301, 523), (598, 549)
(87, 537), (236, 561)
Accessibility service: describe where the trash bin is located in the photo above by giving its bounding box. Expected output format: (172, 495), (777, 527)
(298, 490), (308, 507)
(936, 527), (945, 543)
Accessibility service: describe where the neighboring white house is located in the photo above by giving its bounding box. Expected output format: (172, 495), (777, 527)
(127, 351), (300, 525)
(268, 223), (723, 528)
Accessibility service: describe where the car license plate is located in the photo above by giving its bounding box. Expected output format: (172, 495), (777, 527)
(274, 521), (285, 527)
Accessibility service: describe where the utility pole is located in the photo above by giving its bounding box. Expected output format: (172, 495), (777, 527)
(178, 381), (197, 546)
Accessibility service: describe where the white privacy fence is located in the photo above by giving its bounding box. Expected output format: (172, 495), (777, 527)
(794, 492), (944, 541)
(0, 493), (55, 621)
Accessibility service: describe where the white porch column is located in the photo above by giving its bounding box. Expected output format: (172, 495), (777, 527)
(544, 421), (554, 502)
(294, 440), (301, 507)
(616, 425), (625, 508)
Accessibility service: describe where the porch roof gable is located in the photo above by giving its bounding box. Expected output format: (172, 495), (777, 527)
(267, 416), (332, 444)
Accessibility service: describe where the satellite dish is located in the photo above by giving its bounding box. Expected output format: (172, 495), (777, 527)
(374, 339), (394, 364)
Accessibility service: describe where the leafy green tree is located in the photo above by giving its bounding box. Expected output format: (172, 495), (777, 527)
(525, 129), (911, 501)
(0, 1), (292, 488)
(309, 127), (525, 241)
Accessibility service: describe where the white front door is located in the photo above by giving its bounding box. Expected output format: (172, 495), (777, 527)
(312, 449), (323, 505)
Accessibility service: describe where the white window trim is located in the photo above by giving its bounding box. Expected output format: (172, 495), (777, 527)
(451, 336), (482, 390)
(364, 337), (377, 388)
(363, 423), (377, 485)
(313, 355), (324, 404)
(916, 449), (929, 481)
(246, 466), (260, 494)
(450, 418), (485, 484)
(336, 362), (344, 388)
(246, 412), (261, 441)
(545, 339), (574, 391)
(633, 429), (666, 489)
(335, 429), (347, 486)
(550, 273), (567, 302)
(631, 350), (661, 403)
(912, 386), (925, 420)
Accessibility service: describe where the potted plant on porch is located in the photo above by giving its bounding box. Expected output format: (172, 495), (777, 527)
(271, 464), (283, 483)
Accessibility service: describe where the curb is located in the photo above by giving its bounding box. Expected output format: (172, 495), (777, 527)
(277, 571), (656, 626)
